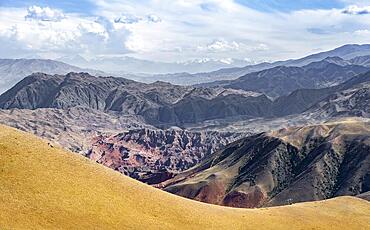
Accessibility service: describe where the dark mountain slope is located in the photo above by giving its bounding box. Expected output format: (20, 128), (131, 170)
(272, 70), (370, 116)
(163, 120), (370, 208)
(143, 94), (273, 126)
(0, 72), (270, 125)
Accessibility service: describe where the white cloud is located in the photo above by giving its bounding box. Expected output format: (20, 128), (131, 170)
(146, 14), (162, 23)
(114, 13), (142, 24)
(197, 39), (241, 52)
(0, 6), (130, 58)
(114, 13), (161, 24)
(25, 5), (66, 22)
(342, 5), (370, 14)
(354, 29), (370, 35)
(1, 1), (370, 63)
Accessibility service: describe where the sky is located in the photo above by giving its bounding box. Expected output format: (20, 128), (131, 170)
(0, 0), (370, 63)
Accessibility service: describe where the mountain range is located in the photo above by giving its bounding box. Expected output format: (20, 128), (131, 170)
(190, 44), (370, 83)
(134, 44), (370, 86)
(199, 57), (369, 98)
(0, 44), (369, 211)
(1, 65), (369, 126)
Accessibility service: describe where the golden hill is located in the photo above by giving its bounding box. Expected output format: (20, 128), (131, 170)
(0, 124), (369, 230)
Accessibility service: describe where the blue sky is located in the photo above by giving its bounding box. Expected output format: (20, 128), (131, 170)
(0, 0), (95, 14)
(0, 0), (370, 62)
(235, 0), (345, 12)
(0, 0), (351, 14)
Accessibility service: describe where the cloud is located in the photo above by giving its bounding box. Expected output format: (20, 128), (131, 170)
(114, 13), (161, 24)
(114, 13), (142, 24)
(197, 40), (268, 53)
(342, 5), (370, 15)
(25, 5), (66, 22)
(146, 14), (162, 23)
(1, 1), (370, 63)
(0, 6), (130, 58)
(197, 39), (241, 52)
(354, 29), (370, 35)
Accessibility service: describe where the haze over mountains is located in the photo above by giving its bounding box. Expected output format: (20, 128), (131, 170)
(57, 55), (254, 74)
(0, 59), (106, 94)
(149, 44), (370, 86)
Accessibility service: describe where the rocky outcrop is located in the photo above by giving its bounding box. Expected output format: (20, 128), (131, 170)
(163, 120), (370, 208)
(85, 129), (245, 184)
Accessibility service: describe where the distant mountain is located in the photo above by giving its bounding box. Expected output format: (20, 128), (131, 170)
(54, 44), (370, 86)
(306, 73), (370, 118)
(57, 55), (254, 75)
(287, 44), (370, 66)
(0, 59), (106, 94)
(188, 44), (370, 84)
(349, 55), (370, 67)
(1, 71), (369, 127)
(199, 58), (369, 98)
(163, 119), (370, 208)
(0, 72), (264, 126)
(57, 54), (89, 66)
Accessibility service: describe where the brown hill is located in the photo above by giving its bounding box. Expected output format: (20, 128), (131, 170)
(0, 124), (369, 229)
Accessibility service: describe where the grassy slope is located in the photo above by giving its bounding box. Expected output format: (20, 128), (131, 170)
(0, 124), (369, 230)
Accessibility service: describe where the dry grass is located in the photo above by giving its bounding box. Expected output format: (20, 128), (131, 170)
(0, 124), (369, 230)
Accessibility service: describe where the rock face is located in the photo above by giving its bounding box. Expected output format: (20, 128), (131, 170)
(200, 59), (369, 98)
(163, 120), (370, 208)
(85, 129), (244, 184)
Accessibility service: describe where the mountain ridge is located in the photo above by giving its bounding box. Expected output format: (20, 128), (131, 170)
(1, 70), (369, 127)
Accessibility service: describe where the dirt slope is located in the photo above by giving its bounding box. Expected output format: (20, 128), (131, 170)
(0, 124), (369, 229)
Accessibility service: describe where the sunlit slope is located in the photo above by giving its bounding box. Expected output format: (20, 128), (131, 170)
(0, 125), (369, 230)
